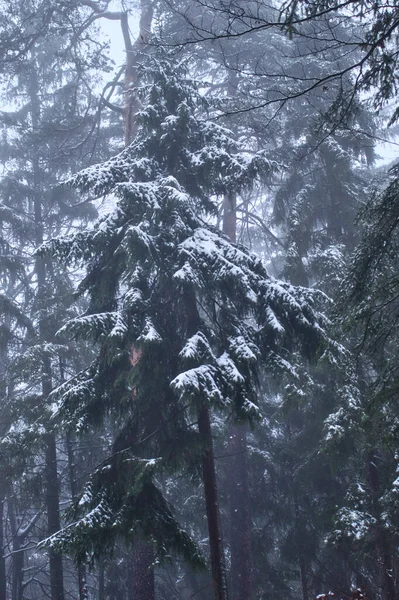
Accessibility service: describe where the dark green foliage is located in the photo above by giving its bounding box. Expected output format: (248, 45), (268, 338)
(42, 54), (332, 569)
(45, 452), (205, 568)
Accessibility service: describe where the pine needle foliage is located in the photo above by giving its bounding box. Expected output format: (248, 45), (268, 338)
(41, 53), (330, 564)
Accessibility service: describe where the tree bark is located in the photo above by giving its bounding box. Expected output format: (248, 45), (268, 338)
(198, 404), (229, 600)
(222, 192), (237, 243)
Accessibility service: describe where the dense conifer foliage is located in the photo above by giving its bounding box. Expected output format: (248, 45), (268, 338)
(41, 55), (331, 575)
(2, 1), (399, 600)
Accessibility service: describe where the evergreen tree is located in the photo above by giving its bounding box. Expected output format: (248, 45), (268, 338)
(330, 164), (399, 600)
(0, 8), (115, 597)
(42, 53), (331, 600)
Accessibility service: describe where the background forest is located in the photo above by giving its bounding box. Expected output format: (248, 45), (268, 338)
(1, 1), (399, 600)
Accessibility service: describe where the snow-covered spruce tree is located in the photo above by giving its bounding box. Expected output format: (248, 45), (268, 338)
(325, 166), (399, 600)
(42, 55), (329, 600)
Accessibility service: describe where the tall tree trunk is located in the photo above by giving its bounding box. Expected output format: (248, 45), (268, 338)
(198, 405), (229, 600)
(44, 432), (65, 600)
(0, 340), (7, 600)
(368, 453), (396, 600)
(98, 556), (105, 600)
(8, 498), (23, 600)
(298, 554), (309, 600)
(228, 428), (252, 600)
(184, 284), (229, 600)
(121, 6), (156, 598)
(8, 496), (41, 600)
(223, 191), (253, 600)
(133, 540), (155, 600)
(222, 192), (237, 243)
(124, 0), (153, 145)
(0, 490), (6, 600)
(293, 493), (309, 600)
(30, 64), (65, 600)
(66, 434), (88, 600)
(285, 421), (309, 600)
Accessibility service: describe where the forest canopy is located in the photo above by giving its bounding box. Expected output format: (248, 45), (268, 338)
(1, 2), (399, 600)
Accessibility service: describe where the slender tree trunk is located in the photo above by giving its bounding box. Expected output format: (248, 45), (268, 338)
(293, 490), (309, 600)
(285, 421), (310, 600)
(124, 0), (154, 144)
(228, 428), (252, 600)
(133, 540), (155, 600)
(8, 498), (23, 600)
(298, 554), (309, 600)
(66, 434), (88, 600)
(0, 341), (7, 600)
(0, 491), (6, 600)
(121, 6), (156, 598)
(198, 404), (229, 600)
(184, 284), (229, 600)
(44, 431), (65, 600)
(222, 192), (237, 243)
(30, 63), (65, 600)
(98, 557), (105, 600)
(368, 453), (396, 600)
(223, 191), (253, 600)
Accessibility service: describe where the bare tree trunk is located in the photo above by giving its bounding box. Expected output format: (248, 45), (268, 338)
(228, 427), (252, 600)
(293, 494), (309, 600)
(44, 432), (65, 600)
(222, 192), (237, 243)
(8, 499), (23, 600)
(0, 491), (6, 600)
(223, 191), (253, 600)
(368, 453), (396, 600)
(298, 554), (309, 600)
(123, 0), (154, 144)
(198, 405), (229, 600)
(184, 283), (229, 600)
(66, 434), (88, 600)
(98, 557), (105, 600)
(0, 343), (7, 600)
(30, 63), (65, 600)
(121, 6), (156, 599)
(0, 356), (7, 600)
(133, 540), (155, 600)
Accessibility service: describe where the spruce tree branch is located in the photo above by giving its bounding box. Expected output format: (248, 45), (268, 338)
(245, 211), (286, 248)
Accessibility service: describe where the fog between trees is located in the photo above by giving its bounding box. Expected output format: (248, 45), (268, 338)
(1, 1), (399, 600)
